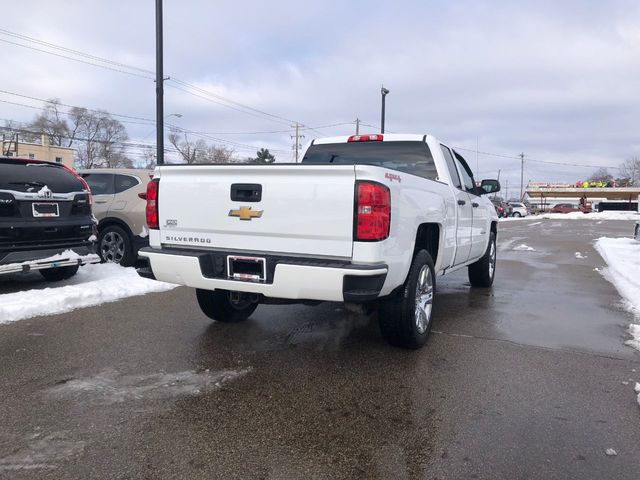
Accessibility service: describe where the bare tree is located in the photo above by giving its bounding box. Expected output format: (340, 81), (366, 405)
(140, 146), (157, 169)
(168, 128), (199, 164)
(168, 129), (234, 164)
(99, 117), (130, 168)
(620, 156), (640, 185)
(587, 167), (613, 183)
(29, 99), (69, 146)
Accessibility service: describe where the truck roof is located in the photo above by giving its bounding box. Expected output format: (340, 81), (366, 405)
(312, 133), (433, 145)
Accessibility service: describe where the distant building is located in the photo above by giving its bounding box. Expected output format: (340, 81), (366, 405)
(526, 182), (640, 211)
(1, 134), (75, 169)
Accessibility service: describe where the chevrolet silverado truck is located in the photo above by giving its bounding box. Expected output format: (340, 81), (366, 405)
(0, 156), (99, 280)
(138, 134), (500, 348)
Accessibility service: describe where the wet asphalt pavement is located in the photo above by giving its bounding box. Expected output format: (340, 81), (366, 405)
(0, 219), (639, 479)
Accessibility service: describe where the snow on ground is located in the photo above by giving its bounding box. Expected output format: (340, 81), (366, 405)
(0, 264), (176, 324)
(575, 252), (587, 259)
(513, 244), (536, 251)
(594, 237), (640, 352)
(540, 211), (640, 221)
(499, 211), (639, 221)
(635, 383), (640, 408)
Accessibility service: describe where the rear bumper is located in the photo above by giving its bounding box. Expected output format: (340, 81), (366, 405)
(138, 247), (387, 302)
(0, 243), (100, 275)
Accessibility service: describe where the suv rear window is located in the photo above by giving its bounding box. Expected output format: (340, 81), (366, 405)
(302, 141), (438, 180)
(0, 160), (83, 193)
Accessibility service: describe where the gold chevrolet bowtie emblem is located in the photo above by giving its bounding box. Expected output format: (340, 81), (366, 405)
(229, 206), (263, 221)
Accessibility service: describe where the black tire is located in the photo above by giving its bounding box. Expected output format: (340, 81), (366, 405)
(39, 264), (79, 281)
(378, 250), (436, 349)
(99, 225), (135, 267)
(468, 232), (497, 287)
(196, 289), (258, 323)
(513, 212), (521, 218)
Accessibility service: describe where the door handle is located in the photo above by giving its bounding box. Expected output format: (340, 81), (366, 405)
(472, 202), (479, 208)
(457, 200), (466, 206)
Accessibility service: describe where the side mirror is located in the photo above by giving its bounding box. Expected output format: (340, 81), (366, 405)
(480, 179), (500, 195)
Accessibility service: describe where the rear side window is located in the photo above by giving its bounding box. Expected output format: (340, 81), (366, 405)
(0, 160), (83, 193)
(82, 173), (115, 195)
(115, 174), (140, 193)
(302, 141), (438, 180)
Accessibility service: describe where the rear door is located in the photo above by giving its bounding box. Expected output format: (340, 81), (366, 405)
(81, 173), (114, 220)
(157, 165), (356, 258)
(441, 145), (472, 265)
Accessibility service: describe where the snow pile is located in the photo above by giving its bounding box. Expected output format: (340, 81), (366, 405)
(575, 252), (587, 259)
(0, 264), (176, 324)
(540, 211), (639, 221)
(594, 237), (640, 351)
(635, 383), (640, 408)
(513, 244), (536, 251)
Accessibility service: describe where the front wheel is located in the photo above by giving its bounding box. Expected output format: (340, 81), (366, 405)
(513, 212), (522, 218)
(39, 265), (79, 281)
(196, 289), (258, 323)
(468, 232), (497, 287)
(378, 250), (435, 349)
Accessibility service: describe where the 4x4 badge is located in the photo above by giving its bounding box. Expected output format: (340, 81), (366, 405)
(229, 206), (263, 221)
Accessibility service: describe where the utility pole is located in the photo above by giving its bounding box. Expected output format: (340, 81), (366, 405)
(355, 118), (360, 135)
(291, 122), (305, 162)
(494, 169), (501, 200)
(381, 86), (389, 133)
(519, 152), (525, 201)
(155, 0), (164, 165)
(505, 179), (508, 201)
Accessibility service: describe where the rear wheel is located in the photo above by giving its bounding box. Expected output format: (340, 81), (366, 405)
(379, 250), (435, 349)
(513, 211), (522, 217)
(196, 289), (258, 323)
(468, 232), (497, 287)
(39, 265), (79, 281)
(99, 225), (135, 267)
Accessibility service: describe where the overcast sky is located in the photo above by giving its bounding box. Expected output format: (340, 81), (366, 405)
(1, 0), (639, 196)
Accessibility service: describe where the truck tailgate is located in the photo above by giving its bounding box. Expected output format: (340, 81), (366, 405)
(157, 165), (356, 258)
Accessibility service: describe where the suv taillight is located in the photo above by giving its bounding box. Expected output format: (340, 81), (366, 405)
(63, 165), (92, 206)
(146, 179), (159, 229)
(355, 181), (390, 241)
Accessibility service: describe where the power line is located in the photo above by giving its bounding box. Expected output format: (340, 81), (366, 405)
(0, 29), (313, 129)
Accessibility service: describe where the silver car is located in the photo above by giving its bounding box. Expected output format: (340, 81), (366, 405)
(79, 169), (152, 266)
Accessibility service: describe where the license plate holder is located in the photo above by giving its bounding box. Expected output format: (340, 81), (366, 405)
(227, 255), (266, 282)
(32, 202), (59, 218)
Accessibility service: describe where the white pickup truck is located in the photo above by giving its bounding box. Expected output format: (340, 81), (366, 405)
(138, 134), (500, 348)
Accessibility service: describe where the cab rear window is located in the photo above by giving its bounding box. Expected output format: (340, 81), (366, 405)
(0, 160), (83, 193)
(302, 141), (438, 180)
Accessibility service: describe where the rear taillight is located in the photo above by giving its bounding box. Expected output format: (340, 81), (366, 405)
(348, 134), (383, 142)
(146, 179), (159, 229)
(355, 181), (390, 241)
(63, 165), (92, 206)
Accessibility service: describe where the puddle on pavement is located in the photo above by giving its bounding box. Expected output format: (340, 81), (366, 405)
(46, 368), (251, 404)
(0, 431), (85, 472)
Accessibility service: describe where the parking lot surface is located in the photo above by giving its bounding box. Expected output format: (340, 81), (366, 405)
(1, 219), (639, 479)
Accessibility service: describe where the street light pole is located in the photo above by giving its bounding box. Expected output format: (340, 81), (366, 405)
(155, 0), (164, 165)
(380, 86), (389, 133)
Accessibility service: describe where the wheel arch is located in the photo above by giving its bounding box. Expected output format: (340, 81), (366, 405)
(412, 222), (441, 271)
(98, 217), (134, 239)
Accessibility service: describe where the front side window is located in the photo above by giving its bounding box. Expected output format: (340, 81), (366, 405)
(453, 151), (476, 195)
